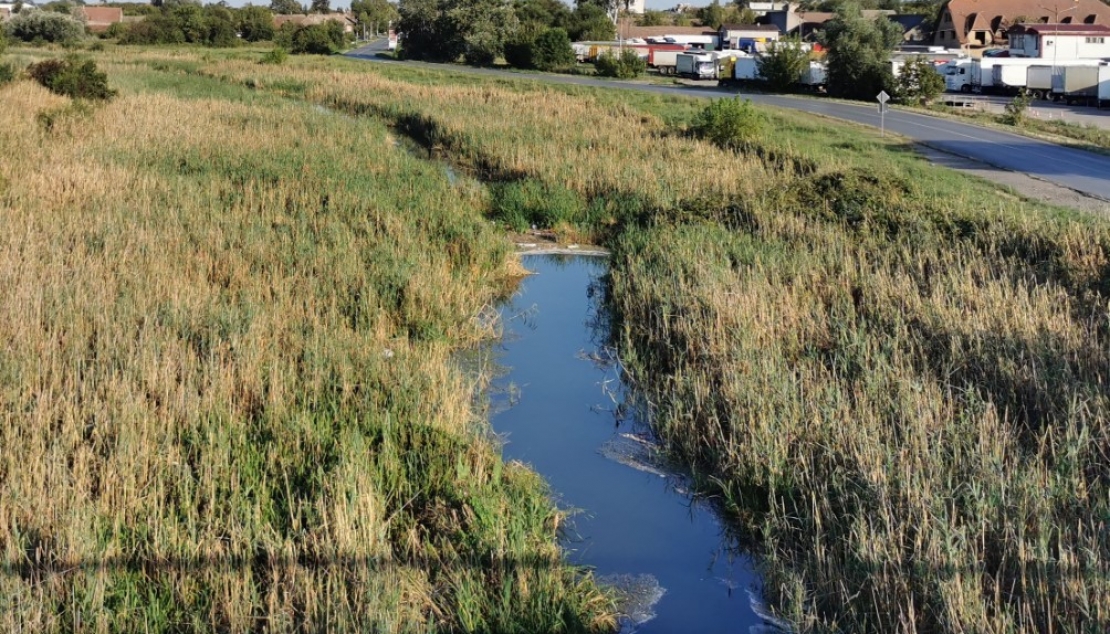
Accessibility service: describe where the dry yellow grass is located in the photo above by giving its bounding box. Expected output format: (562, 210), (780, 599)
(0, 62), (612, 631)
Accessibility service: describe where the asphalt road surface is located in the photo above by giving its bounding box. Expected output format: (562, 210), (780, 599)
(346, 42), (1110, 203)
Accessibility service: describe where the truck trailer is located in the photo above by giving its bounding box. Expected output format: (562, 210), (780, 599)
(1052, 64), (1101, 105)
(646, 46), (691, 74)
(1100, 63), (1110, 107)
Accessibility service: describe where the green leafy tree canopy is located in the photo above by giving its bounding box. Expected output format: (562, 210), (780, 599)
(818, 2), (902, 100)
(756, 37), (811, 92)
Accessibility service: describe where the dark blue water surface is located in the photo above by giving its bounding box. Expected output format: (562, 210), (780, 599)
(489, 254), (779, 634)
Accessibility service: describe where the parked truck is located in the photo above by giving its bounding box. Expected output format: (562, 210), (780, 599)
(720, 55), (826, 91)
(1100, 63), (1110, 107)
(970, 58), (1001, 94)
(941, 59), (972, 92)
(991, 59), (1040, 95)
(649, 48), (685, 75)
(1052, 64), (1101, 105)
(676, 51), (718, 79)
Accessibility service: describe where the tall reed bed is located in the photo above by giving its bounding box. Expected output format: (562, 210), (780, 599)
(0, 64), (613, 631)
(9, 45), (1110, 633)
(164, 48), (1110, 631)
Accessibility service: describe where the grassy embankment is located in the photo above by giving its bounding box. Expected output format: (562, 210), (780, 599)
(0, 48), (614, 631)
(5, 44), (1110, 633)
(181, 49), (1110, 633)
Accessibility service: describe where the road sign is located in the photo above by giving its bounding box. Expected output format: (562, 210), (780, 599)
(876, 90), (890, 137)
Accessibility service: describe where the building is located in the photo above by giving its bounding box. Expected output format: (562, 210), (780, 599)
(932, 0), (1110, 49)
(617, 22), (720, 45)
(1007, 23), (1110, 59)
(891, 14), (930, 43)
(75, 6), (123, 33)
(762, 4), (894, 41)
(746, 2), (788, 17)
(718, 24), (781, 50)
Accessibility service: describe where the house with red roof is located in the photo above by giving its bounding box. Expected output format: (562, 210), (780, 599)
(932, 0), (1110, 49)
(76, 6), (123, 33)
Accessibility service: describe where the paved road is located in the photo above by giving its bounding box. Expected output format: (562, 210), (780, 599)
(346, 43), (1110, 202)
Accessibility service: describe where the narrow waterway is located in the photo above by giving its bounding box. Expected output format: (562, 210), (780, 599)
(490, 254), (783, 633)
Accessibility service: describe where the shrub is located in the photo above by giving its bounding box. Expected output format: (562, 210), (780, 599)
(119, 15), (186, 44)
(260, 46), (289, 65)
(4, 10), (85, 45)
(0, 62), (15, 87)
(1003, 91), (1033, 126)
(895, 55), (945, 105)
(276, 21), (346, 54)
(238, 6), (276, 42)
(691, 97), (763, 150)
(531, 27), (574, 72)
(491, 180), (586, 231)
(102, 21), (129, 40)
(26, 55), (117, 100)
(594, 48), (645, 79)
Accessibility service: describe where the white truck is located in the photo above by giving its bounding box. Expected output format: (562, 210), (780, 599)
(676, 52), (718, 80)
(1052, 64), (1101, 105)
(941, 59), (972, 92)
(970, 58), (1001, 94)
(1100, 63), (1110, 108)
(991, 59), (1039, 95)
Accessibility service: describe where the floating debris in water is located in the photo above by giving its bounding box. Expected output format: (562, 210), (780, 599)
(599, 433), (668, 478)
(596, 573), (666, 632)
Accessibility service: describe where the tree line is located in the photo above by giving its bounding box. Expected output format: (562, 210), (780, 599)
(398, 0), (613, 67)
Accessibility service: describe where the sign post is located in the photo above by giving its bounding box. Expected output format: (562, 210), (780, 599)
(876, 90), (890, 138)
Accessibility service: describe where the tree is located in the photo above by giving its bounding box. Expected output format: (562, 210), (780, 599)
(397, 0), (517, 65)
(276, 19), (346, 52)
(237, 5), (276, 41)
(531, 26), (574, 70)
(567, 3), (613, 41)
(4, 10), (85, 44)
(894, 55), (944, 104)
(818, 2), (902, 100)
(351, 0), (398, 35)
(513, 0), (571, 39)
(310, 0), (330, 13)
(454, 0), (518, 65)
(698, 0), (725, 29)
(270, 0), (305, 14)
(594, 48), (644, 78)
(756, 37), (810, 91)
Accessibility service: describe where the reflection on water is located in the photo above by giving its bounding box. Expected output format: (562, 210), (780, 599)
(489, 254), (787, 633)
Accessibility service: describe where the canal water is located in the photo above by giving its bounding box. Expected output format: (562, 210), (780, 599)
(489, 254), (783, 633)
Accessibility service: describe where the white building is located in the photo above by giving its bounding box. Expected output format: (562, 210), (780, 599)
(746, 2), (788, 16)
(1008, 23), (1110, 60)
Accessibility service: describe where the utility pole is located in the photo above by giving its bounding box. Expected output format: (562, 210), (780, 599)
(1039, 1), (1080, 80)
